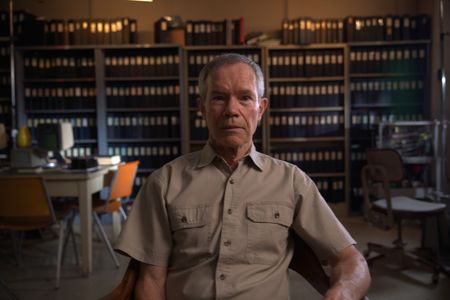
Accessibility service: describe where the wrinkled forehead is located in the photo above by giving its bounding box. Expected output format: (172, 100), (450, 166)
(206, 63), (257, 90)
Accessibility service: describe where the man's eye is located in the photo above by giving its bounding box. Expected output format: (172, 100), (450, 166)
(212, 95), (225, 101)
(241, 95), (253, 101)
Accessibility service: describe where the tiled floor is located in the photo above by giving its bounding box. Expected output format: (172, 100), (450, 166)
(1, 213), (449, 300)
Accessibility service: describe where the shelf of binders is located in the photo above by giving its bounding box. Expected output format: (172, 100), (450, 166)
(18, 47), (97, 113)
(348, 40), (430, 213)
(103, 45), (183, 171)
(266, 44), (347, 203)
(185, 46), (265, 152)
(266, 45), (346, 143)
(15, 47), (99, 157)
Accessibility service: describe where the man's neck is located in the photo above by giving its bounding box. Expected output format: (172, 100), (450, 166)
(209, 141), (252, 170)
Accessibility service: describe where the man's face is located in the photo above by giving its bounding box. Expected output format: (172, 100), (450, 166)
(199, 63), (267, 150)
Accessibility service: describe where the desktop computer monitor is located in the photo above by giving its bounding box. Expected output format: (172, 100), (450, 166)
(37, 122), (74, 165)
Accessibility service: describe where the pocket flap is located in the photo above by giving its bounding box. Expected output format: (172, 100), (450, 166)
(247, 204), (293, 227)
(169, 206), (210, 231)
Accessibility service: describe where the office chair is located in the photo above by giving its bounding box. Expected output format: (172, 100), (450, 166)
(0, 176), (78, 289)
(71, 161), (139, 268)
(361, 148), (447, 284)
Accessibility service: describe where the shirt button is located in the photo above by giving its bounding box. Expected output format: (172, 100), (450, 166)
(227, 208), (233, 215)
(274, 212), (280, 219)
(224, 240), (231, 247)
(181, 216), (187, 223)
(229, 179), (235, 184)
(219, 274), (226, 280)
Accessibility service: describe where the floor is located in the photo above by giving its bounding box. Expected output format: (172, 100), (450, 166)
(1, 211), (449, 300)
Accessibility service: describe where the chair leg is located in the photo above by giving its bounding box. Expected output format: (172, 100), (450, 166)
(92, 213), (120, 268)
(63, 212), (79, 266)
(119, 206), (127, 221)
(55, 219), (67, 289)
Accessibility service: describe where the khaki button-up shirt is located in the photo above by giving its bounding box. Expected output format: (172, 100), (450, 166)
(115, 144), (355, 300)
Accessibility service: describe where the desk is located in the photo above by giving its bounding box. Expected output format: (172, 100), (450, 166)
(1, 166), (111, 276)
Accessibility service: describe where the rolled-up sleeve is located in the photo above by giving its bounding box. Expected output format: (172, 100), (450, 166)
(114, 171), (172, 267)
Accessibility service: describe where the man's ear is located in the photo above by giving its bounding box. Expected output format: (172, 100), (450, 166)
(257, 97), (268, 120)
(197, 97), (206, 117)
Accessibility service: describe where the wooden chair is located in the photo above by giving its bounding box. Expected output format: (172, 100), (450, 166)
(361, 148), (447, 284)
(100, 233), (330, 300)
(0, 176), (77, 289)
(71, 161), (140, 268)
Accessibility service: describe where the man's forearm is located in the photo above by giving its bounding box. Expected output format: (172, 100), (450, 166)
(136, 263), (168, 300)
(325, 245), (371, 300)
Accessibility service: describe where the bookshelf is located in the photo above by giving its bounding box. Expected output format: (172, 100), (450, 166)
(13, 39), (431, 212)
(266, 44), (347, 205)
(184, 45), (265, 152)
(102, 45), (184, 177)
(14, 44), (185, 195)
(15, 47), (99, 160)
(348, 40), (431, 212)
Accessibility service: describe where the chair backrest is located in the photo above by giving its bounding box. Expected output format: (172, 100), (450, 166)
(361, 149), (401, 229)
(366, 148), (405, 183)
(0, 176), (56, 230)
(108, 161), (139, 201)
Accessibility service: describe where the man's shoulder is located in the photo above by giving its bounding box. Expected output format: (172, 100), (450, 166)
(152, 150), (201, 175)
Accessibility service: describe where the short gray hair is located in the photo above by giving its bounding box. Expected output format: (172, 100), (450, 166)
(198, 53), (265, 101)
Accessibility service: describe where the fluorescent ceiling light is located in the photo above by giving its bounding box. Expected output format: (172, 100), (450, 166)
(129, 0), (154, 2)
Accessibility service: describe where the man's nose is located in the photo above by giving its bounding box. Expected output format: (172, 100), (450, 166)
(224, 97), (240, 116)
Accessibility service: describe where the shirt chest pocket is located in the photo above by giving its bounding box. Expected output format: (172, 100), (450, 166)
(168, 206), (212, 256)
(246, 204), (293, 265)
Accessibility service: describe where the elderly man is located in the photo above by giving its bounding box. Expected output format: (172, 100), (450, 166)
(115, 53), (370, 300)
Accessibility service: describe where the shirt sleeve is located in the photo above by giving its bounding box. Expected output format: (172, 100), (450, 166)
(114, 170), (172, 267)
(291, 168), (356, 261)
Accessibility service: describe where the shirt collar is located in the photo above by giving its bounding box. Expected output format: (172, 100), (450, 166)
(196, 143), (264, 172)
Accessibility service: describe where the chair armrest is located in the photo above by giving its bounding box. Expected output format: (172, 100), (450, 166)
(289, 233), (330, 295)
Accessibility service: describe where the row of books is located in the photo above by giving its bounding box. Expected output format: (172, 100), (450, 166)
(281, 18), (345, 45)
(105, 54), (179, 77)
(189, 112), (208, 140)
(24, 86), (96, 110)
(350, 46), (427, 74)
(351, 79), (424, 107)
(313, 177), (345, 203)
(351, 112), (424, 131)
(106, 84), (180, 108)
(107, 143), (180, 169)
(188, 84), (200, 107)
(106, 114), (180, 139)
(187, 52), (260, 77)
(63, 145), (97, 158)
(269, 82), (344, 108)
(270, 112), (344, 138)
(269, 50), (344, 77)
(346, 15), (431, 42)
(271, 148), (344, 173)
(27, 116), (97, 140)
(280, 15), (430, 45)
(183, 18), (245, 46)
(24, 55), (95, 79)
